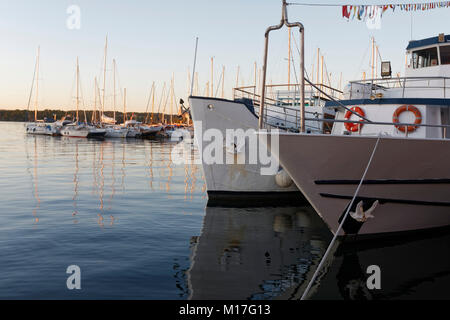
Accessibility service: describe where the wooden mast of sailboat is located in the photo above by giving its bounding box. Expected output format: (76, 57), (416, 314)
(34, 46), (40, 122)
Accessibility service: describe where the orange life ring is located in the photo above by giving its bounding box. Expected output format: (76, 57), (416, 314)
(392, 105), (422, 133)
(344, 107), (365, 132)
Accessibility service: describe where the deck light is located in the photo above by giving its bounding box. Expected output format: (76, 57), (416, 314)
(381, 61), (392, 78)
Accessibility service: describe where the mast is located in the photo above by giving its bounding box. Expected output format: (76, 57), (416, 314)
(123, 87), (127, 123)
(210, 57), (214, 97)
(254, 61), (257, 101)
(76, 57), (79, 122)
(371, 37), (375, 80)
(288, 27), (291, 88)
(170, 73), (174, 124)
(93, 77), (97, 123)
(221, 66), (225, 98)
(151, 81), (155, 123)
(102, 36), (108, 121)
(34, 46), (40, 122)
(113, 59), (116, 123)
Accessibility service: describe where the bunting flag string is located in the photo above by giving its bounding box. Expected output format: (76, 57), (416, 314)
(288, 2), (450, 22)
(340, 1), (450, 21)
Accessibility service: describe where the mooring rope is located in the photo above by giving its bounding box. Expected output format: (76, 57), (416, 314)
(300, 134), (382, 300)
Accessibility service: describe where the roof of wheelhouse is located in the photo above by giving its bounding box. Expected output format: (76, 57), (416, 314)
(406, 34), (450, 50)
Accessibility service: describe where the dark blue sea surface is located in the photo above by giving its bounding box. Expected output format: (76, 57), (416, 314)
(0, 121), (448, 300)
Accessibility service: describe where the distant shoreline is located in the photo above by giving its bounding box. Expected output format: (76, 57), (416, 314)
(0, 109), (181, 123)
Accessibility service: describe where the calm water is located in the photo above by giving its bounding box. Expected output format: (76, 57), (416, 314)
(0, 121), (449, 300)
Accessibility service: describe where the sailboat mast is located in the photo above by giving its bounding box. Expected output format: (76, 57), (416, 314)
(113, 58), (116, 123)
(170, 74), (174, 124)
(151, 81), (155, 123)
(92, 77), (97, 123)
(288, 27), (291, 88)
(76, 57), (79, 122)
(102, 36), (108, 121)
(123, 88), (127, 122)
(34, 46), (40, 122)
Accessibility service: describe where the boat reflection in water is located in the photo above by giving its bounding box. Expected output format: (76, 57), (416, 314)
(187, 204), (450, 300)
(187, 205), (331, 300)
(314, 229), (450, 300)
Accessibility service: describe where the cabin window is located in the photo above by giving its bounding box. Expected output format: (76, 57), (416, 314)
(440, 45), (450, 65)
(412, 47), (439, 68)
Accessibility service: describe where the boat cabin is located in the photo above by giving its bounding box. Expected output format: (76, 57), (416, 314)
(328, 34), (450, 139)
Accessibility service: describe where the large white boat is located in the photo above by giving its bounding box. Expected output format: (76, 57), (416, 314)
(264, 33), (450, 237)
(190, 84), (340, 205)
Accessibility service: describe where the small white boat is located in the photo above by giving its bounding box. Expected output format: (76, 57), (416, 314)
(26, 121), (61, 136)
(61, 123), (90, 138)
(104, 125), (128, 138)
(140, 124), (163, 139)
(123, 120), (142, 138)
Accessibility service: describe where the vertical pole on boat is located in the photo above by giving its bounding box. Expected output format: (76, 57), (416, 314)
(102, 36), (108, 122)
(171, 73), (174, 124)
(93, 77), (97, 123)
(123, 88), (127, 123)
(371, 37), (375, 80)
(254, 62), (257, 101)
(299, 25), (305, 132)
(259, 0), (304, 131)
(113, 59), (116, 123)
(210, 57), (214, 98)
(151, 81), (155, 123)
(316, 48), (320, 98)
(34, 46), (40, 122)
(221, 66), (225, 98)
(288, 27), (291, 89)
(190, 37), (198, 97)
(76, 57), (79, 123)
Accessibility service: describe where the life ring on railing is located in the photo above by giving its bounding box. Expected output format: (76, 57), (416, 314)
(393, 105), (422, 133)
(344, 107), (365, 132)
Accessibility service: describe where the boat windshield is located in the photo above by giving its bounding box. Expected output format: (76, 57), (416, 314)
(440, 45), (450, 65)
(412, 47), (439, 68)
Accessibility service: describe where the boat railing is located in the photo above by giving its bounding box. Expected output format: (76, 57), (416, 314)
(301, 116), (450, 139)
(233, 83), (342, 130)
(348, 76), (450, 99)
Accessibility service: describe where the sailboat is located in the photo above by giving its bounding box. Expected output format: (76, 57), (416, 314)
(61, 57), (105, 138)
(100, 43), (128, 138)
(140, 82), (163, 138)
(26, 47), (62, 136)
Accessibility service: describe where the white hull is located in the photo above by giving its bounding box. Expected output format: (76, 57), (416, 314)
(104, 126), (128, 138)
(26, 122), (60, 136)
(268, 133), (450, 236)
(190, 97), (298, 196)
(61, 125), (89, 138)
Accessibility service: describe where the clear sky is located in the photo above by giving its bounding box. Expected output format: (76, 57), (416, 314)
(0, 0), (448, 113)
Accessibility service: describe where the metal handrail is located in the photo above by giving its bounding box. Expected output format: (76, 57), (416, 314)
(304, 117), (450, 129)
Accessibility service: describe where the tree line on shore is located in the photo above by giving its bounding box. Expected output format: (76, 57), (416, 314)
(0, 109), (184, 124)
